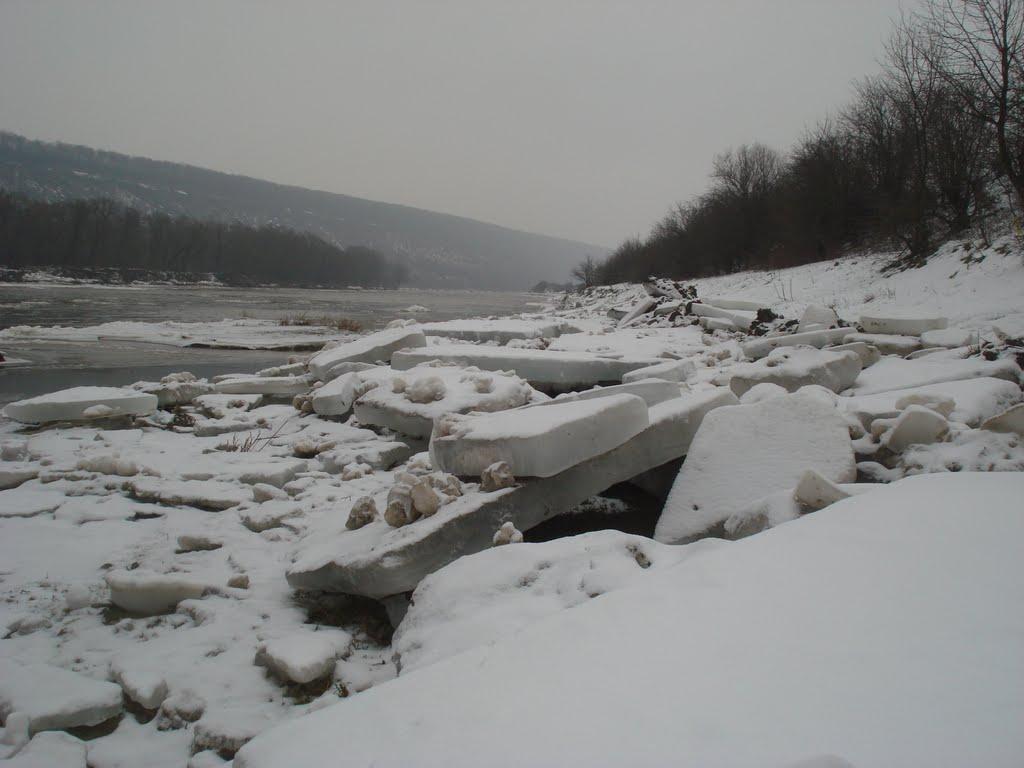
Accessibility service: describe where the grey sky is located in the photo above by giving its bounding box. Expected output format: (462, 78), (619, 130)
(0, 1), (910, 247)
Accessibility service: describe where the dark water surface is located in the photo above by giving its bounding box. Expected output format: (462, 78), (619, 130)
(0, 283), (542, 406)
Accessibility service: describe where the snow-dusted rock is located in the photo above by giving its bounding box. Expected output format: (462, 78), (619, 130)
(393, 530), (704, 673)
(0, 487), (65, 518)
(794, 468), (852, 511)
(480, 461), (516, 492)
(430, 393), (649, 478)
(826, 341), (881, 367)
(0, 660), (122, 734)
(110, 658), (169, 710)
(308, 328), (427, 380)
(135, 375), (214, 408)
(2, 387), (157, 424)
(353, 365), (536, 438)
(176, 534), (222, 552)
(255, 631), (351, 684)
(620, 358), (696, 384)
(239, 501), (303, 533)
(655, 393), (855, 544)
(127, 478), (251, 511)
(882, 405), (949, 452)
(194, 393), (263, 419)
(741, 327), (853, 359)
(213, 376), (311, 396)
(981, 403), (1024, 436)
(105, 569), (210, 615)
(346, 496), (377, 530)
(318, 441), (412, 473)
(392, 344), (662, 390)
(240, 473), (1024, 768)
(287, 389), (736, 598)
(860, 311), (947, 336)
(491, 521), (523, 545)
(728, 347), (862, 397)
(309, 371), (362, 416)
(799, 304), (839, 332)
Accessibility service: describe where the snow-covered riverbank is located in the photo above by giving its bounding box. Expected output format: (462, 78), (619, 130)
(1, 238), (1022, 767)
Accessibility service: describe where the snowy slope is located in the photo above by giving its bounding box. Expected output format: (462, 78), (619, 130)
(235, 473), (1024, 768)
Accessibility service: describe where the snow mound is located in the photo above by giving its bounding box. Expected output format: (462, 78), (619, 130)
(236, 473), (1024, 768)
(394, 530), (722, 673)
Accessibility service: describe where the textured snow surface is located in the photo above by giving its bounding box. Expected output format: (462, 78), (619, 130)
(393, 531), (721, 673)
(236, 473), (1024, 768)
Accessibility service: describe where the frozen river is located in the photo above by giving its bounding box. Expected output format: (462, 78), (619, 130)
(0, 283), (542, 406)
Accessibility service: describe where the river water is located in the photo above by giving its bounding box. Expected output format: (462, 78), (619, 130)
(0, 283), (543, 406)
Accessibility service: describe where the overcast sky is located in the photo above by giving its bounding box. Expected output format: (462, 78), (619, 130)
(0, 1), (912, 247)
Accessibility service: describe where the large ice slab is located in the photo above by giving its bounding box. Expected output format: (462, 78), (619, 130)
(741, 328), (854, 359)
(0, 660), (122, 734)
(527, 379), (682, 409)
(287, 389), (736, 597)
(238, 473), (1024, 768)
(307, 328), (427, 380)
(860, 311), (947, 336)
(845, 356), (1020, 396)
(392, 343), (662, 389)
(728, 347), (862, 397)
(655, 392), (855, 544)
(353, 365), (537, 438)
(105, 569), (211, 615)
(430, 393), (649, 477)
(2, 387), (157, 424)
(417, 319), (577, 343)
(126, 478), (251, 511)
(213, 376), (311, 396)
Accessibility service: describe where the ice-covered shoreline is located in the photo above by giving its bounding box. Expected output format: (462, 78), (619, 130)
(1, 239), (1023, 766)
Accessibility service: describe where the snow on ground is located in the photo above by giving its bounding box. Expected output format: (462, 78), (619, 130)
(0, 236), (1022, 765)
(235, 473), (1024, 768)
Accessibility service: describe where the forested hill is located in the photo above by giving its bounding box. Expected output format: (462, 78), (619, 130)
(0, 132), (606, 290)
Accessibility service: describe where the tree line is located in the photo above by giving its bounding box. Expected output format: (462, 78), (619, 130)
(0, 191), (408, 287)
(588, 0), (1024, 285)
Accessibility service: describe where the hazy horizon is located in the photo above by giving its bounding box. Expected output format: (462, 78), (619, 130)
(0, 1), (914, 246)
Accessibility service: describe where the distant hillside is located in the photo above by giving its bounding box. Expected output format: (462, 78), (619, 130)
(0, 132), (606, 290)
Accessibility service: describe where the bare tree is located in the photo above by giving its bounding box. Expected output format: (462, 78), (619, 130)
(571, 255), (599, 288)
(922, 0), (1024, 209)
(711, 143), (784, 201)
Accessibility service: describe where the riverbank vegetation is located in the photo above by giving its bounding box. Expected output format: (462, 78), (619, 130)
(595, 0), (1024, 284)
(0, 191), (408, 288)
